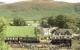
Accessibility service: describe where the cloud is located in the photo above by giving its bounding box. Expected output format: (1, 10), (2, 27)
(0, 0), (31, 3)
(55, 0), (80, 3)
(0, 0), (80, 3)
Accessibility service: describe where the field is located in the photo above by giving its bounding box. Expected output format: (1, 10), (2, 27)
(4, 26), (36, 37)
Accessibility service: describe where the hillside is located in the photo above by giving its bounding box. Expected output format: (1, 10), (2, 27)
(0, 1), (79, 20)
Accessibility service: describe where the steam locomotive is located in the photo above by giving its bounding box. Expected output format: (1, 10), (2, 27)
(5, 37), (40, 43)
(5, 37), (72, 47)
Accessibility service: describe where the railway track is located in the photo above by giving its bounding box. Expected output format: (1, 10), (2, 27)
(9, 43), (53, 48)
(8, 43), (72, 50)
(9, 43), (62, 49)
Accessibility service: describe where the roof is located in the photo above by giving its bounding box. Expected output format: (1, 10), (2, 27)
(4, 26), (36, 37)
(52, 29), (72, 35)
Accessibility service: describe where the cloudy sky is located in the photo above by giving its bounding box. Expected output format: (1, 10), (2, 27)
(0, 0), (28, 3)
(55, 0), (80, 3)
(0, 0), (80, 3)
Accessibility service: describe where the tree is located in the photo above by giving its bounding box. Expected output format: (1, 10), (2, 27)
(40, 18), (49, 28)
(55, 15), (77, 33)
(65, 16), (78, 33)
(47, 17), (56, 27)
(54, 15), (67, 28)
(47, 15), (68, 28)
(34, 27), (41, 38)
(47, 15), (76, 29)
(76, 18), (80, 28)
(0, 17), (7, 50)
(75, 18), (80, 33)
(13, 17), (27, 26)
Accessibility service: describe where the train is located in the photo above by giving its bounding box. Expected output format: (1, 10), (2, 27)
(5, 37), (40, 43)
(5, 37), (72, 47)
(51, 39), (72, 47)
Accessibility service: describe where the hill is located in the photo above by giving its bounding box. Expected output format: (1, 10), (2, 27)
(0, 1), (79, 20)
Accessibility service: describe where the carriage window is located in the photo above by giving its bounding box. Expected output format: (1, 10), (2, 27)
(65, 31), (71, 35)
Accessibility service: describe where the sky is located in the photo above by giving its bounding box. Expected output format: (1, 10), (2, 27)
(0, 0), (80, 3)
(0, 0), (29, 3)
(55, 0), (80, 3)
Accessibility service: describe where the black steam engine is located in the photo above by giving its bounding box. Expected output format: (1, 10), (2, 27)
(51, 39), (72, 47)
(5, 37), (40, 44)
(5, 37), (72, 47)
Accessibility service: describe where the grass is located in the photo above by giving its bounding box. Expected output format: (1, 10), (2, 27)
(0, 6), (77, 20)
(4, 26), (36, 37)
